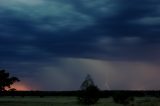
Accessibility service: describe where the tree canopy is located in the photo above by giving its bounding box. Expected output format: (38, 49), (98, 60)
(78, 74), (100, 105)
(0, 69), (20, 91)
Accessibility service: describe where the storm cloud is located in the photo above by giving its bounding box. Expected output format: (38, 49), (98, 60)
(0, 0), (160, 90)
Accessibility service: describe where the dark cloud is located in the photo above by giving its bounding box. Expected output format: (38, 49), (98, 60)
(0, 0), (160, 90)
(0, 0), (159, 55)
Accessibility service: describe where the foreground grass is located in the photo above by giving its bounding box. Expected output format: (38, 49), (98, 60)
(0, 96), (160, 106)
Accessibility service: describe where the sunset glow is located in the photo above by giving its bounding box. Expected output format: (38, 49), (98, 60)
(10, 82), (31, 91)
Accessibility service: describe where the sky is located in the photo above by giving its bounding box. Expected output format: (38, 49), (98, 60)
(0, 0), (160, 91)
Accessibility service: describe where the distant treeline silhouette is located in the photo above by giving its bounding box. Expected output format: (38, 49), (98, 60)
(0, 90), (160, 97)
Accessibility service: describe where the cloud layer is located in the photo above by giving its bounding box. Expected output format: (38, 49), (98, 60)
(0, 0), (160, 90)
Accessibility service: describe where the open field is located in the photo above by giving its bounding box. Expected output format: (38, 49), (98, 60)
(0, 96), (160, 106)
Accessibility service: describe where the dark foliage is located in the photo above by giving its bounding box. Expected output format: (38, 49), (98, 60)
(0, 69), (20, 92)
(112, 92), (134, 105)
(78, 75), (100, 105)
(0, 90), (160, 98)
(78, 85), (100, 105)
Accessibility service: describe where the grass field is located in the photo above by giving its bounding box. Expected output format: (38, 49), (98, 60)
(0, 96), (160, 106)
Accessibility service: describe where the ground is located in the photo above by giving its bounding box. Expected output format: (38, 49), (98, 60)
(0, 96), (159, 106)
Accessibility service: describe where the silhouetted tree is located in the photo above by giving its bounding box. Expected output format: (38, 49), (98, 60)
(78, 74), (100, 105)
(0, 69), (20, 92)
(112, 92), (134, 106)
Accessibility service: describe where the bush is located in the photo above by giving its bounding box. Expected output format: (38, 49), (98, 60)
(78, 85), (100, 105)
(78, 74), (100, 105)
(112, 92), (134, 105)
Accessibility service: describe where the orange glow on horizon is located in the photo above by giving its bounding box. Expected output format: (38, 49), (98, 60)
(10, 82), (31, 91)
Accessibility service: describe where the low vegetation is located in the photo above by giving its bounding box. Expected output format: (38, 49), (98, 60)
(112, 91), (134, 106)
(0, 96), (160, 106)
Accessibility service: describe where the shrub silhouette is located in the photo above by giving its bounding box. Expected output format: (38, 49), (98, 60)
(0, 69), (20, 92)
(112, 92), (134, 106)
(78, 74), (100, 105)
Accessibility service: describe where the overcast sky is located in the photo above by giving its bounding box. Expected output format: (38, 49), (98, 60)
(0, 0), (160, 91)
